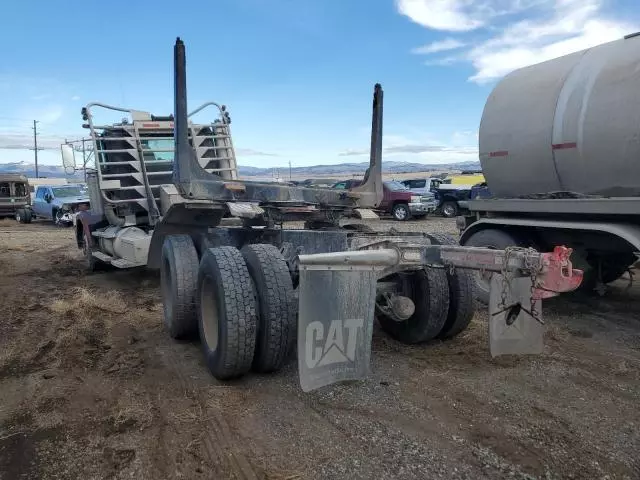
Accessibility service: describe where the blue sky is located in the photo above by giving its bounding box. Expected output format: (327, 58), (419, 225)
(0, 0), (638, 168)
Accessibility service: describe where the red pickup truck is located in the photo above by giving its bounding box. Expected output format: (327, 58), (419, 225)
(332, 179), (437, 221)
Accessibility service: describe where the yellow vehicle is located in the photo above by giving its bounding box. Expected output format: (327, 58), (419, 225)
(444, 172), (485, 185)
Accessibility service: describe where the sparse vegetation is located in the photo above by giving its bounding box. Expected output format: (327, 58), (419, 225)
(50, 287), (127, 317)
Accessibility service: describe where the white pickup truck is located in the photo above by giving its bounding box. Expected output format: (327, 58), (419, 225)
(401, 177), (476, 218)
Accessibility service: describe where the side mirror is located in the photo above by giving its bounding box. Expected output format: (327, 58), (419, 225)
(44, 193), (52, 203)
(61, 144), (77, 175)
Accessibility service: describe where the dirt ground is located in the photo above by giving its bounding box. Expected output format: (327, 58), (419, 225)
(0, 217), (639, 480)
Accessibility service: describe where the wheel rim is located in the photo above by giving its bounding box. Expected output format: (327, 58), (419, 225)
(379, 273), (415, 322)
(15, 213), (21, 222)
(443, 204), (455, 217)
(395, 207), (407, 220)
(200, 275), (219, 350)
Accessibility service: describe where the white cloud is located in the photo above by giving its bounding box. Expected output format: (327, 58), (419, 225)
(0, 132), (70, 150)
(424, 55), (463, 66)
(468, 3), (636, 82)
(71, 95), (80, 101)
(396, 0), (542, 32)
(235, 148), (279, 157)
(339, 132), (478, 163)
(398, 0), (639, 83)
(396, 0), (485, 32)
(411, 38), (467, 54)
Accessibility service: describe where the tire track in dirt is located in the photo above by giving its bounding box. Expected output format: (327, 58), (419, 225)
(157, 342), (260, 480)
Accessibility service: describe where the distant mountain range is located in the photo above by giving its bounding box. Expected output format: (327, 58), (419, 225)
(0, 160), (481, 180)
(239, 160), (481, 178)
(0, 162), (83, 180)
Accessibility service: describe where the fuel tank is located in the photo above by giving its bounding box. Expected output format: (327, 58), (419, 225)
(479, 33), (640, 198)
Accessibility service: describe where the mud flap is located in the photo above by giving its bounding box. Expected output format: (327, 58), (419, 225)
(489, 274), (544, 357)
(297, 267), (377, 392)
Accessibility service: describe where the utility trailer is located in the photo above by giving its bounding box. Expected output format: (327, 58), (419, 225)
(63, 38), (583, 392)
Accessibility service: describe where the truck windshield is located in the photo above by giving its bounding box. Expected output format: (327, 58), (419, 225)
(53, 186), (84, 197)
(15, 183), (27, 197)
(385, 181), (409, 191)
(143, 139), (174, 161)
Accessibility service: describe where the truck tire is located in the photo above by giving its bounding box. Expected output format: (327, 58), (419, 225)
(599, 259), (633, 284)
(52, 208), (61, 226)
(197, 246), (257, 380)
(15, 209), (31, 224)
(579, 253), (635, 290)
(241, 244), (296, 373)
(463, 229), (522, 304)
(83, 231), (105, 272)
(377, 268), (449, 344)
(441, 201), (458, 218)
(392, 203), (411, 221)
(425, 233), (476, 339)
(161, 235), (200, 339)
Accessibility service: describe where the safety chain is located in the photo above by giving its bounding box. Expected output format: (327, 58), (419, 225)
(522, 248), (541, 320)
(499, 246), (517, 308)
(496, 246), (544, 324)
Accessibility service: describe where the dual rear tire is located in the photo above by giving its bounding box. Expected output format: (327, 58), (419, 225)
(376, 233), (476, 343)
(161, 236), (295, 380)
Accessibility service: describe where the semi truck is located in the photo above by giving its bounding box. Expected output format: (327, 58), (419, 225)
(458, 33), (640, 303)
(61, 38), (582, 392)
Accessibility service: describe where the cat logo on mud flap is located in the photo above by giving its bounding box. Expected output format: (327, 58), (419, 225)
(305, 319), (364, 369)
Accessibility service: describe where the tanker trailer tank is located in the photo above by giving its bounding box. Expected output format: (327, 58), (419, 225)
(479, 33), (640, 199)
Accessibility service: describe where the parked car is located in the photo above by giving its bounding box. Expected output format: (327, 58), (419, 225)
(0, 174), (32, 223)
(299, 178), (336, 188)
(401, 177), (477, 218)
(32, 184), (91, 226)
(332, 179), (437, 220)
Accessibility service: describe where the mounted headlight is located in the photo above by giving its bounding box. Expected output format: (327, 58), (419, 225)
(411, 196), (422, 203)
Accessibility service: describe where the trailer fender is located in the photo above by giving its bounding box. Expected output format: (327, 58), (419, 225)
(460, 218), (640, 252)
(148, 223), (211, 269)
(148, 203), (225, 269)
(75, 210), (109, 249)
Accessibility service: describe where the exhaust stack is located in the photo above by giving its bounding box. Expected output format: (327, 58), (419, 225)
(172, 37), (200, 194)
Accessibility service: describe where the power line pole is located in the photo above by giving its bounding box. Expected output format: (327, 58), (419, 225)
(81, 138), (87, 182)
(32, 120), (39, 178)
(289, 160), (292, 181)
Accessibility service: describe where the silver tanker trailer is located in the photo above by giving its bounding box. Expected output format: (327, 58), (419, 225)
(459, 32), (640, 301)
